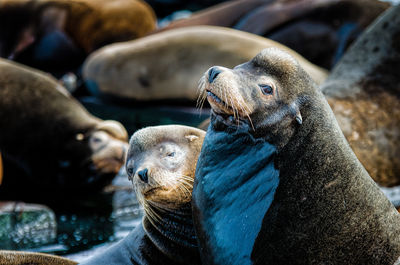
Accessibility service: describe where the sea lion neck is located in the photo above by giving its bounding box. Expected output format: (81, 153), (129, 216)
(143, 202), (199, 263)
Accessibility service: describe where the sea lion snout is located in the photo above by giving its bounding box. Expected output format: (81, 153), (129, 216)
(89, 131), (128, 174)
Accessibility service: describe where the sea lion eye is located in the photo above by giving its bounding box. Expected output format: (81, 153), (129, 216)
(259, 84), (273, 95)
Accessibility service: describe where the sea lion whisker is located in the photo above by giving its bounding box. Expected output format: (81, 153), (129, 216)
(197, 92), (207, 113)
(246, 113), (255, 132)
(177, 179), (193, 193)
(176, 183), (191, 199)
(196, 77), (207, 111)
(227, 93), (237, 120)
(179, 175), (194, 182)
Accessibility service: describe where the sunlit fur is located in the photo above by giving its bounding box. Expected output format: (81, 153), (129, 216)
(126, 125), (205, 225)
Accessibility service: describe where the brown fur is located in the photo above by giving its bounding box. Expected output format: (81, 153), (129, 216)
(321, 5), (400, 186)
(0, 250), (77, 265)
(0, 0), (156, 56)
(127, 125), (205, 210)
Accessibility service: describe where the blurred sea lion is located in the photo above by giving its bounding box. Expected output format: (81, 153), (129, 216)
(151, 0), (270, 34)
(82, 125), (205, 265)
(0, 250), (77, 265)
(153, 0), (389, 69)
(0, 0), (156, 74)
(83, 26), (327, 102)
(0, 58), (128, 201)
(321, 5), (400, 187)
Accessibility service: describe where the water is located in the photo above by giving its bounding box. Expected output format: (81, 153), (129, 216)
(0, 169), (144, 262)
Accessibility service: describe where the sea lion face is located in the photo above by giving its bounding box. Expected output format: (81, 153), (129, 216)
(125, 125), (205, 210)
(198, 48), (313, 144)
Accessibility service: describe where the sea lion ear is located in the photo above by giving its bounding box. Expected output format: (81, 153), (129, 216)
(185, 135), (199, 142)
(295, 111), (303, 125)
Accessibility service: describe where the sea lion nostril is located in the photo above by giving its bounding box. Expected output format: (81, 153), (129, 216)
(208, 67), (221, 83)
(138, 168), (149, 183)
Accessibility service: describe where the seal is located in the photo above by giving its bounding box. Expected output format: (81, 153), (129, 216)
(83, 26), (327, 102)
(0, 250), (77, 265)
(0, 58), (128, 201)
(321, 5), (400, 187)
(81, 125), (205, 265)
(193, 48), (400, 264)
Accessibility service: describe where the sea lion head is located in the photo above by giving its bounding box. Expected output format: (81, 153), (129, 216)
(198, 48), (317, 147)
(71, 120), (128, 189)
(125, 125), (205, 212)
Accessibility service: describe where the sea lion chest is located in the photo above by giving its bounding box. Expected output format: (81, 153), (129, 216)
(193, 125), (279, 265)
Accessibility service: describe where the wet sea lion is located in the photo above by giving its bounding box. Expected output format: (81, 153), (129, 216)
(193, 48), (400, 264)
(0, 58), (128, 201)
(0, 250), (77, 265)
(321, 5), (400, 187)
(81, 125), (204, 265)
(83, 26), (327, 102)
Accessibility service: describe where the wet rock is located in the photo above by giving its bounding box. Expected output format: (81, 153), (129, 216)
(0, 202), (57, 249)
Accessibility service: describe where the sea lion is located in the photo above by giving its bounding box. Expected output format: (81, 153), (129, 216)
(152, 0), (389, 69)
(0, 0), (156, 74)
(192, 48), (400, 264)
(320, 5), (400, 187)
(83, 26), (327, 102)
(0, 58), (128, 201)
(81, 125), (204, 265)
(0, 250), (77, 265)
